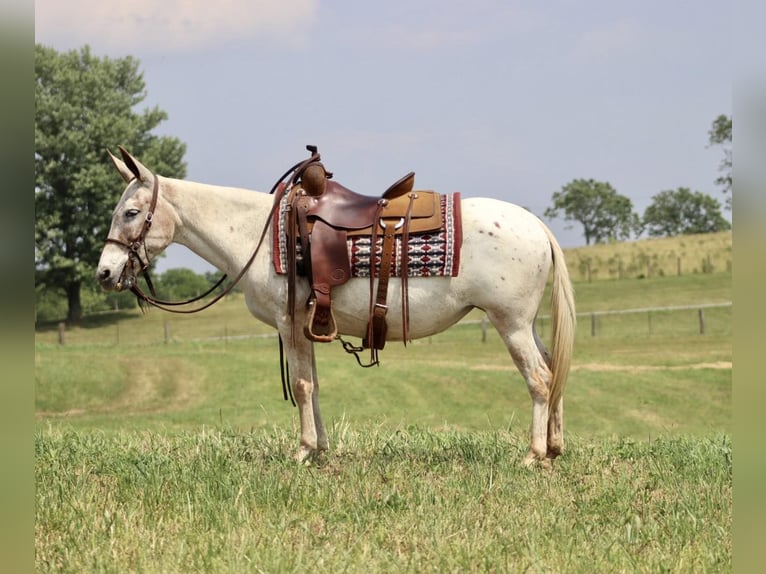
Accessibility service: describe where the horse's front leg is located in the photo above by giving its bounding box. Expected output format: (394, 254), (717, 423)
(310, 347), (328, 452)
(280, 332), (326, 462)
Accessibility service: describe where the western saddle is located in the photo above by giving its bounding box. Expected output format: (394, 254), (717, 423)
(282, 146), (444, 361)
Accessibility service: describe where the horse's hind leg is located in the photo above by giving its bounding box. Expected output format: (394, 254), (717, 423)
(489, 314), (553, 466)
(547, 398), (564, 458)
(535, 329), (564, 458)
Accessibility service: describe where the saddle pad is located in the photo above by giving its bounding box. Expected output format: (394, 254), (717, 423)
(273, 192), (462, 278)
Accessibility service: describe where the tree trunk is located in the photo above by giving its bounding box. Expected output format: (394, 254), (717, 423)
(65, 280), (83, 324)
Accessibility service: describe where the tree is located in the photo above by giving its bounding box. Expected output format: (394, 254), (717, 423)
(35, 44), (187, 323)
(708, 114), (732, 208)
(156, 269), (213, 301)
(544, 179), (638, 245)
(642, 187), (731, 237)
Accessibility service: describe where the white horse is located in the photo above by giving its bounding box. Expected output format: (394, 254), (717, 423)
(97, 147), (576, 466)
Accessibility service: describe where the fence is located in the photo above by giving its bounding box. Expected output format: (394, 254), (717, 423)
(46, 302), (732, 347)
(575, 302), (731, 337)
(466, 302), (732, 341)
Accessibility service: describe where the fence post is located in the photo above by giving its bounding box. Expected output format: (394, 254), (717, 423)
(590, 313), (597, 337)
(698, 308), (706, 335)
(58, 322), (66, 345)
(164, 320), (170, 344)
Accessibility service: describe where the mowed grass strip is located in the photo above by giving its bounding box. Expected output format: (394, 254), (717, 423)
(34, 325), (731, 438)
(35, 425), (731, 573)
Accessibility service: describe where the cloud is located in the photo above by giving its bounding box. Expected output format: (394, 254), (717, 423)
(34, 0), (318, 54)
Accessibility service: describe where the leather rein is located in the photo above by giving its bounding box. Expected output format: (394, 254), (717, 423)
(104, 149), (324, 314)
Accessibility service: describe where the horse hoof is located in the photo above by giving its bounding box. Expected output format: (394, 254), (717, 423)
(522, 450), (538, 467)
(294, 446), (314, 463)
(522, 451), (552, 470)
(546, 446), (563, 459)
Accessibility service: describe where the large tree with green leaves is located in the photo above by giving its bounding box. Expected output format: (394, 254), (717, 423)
(708, 114), (732, 208)
(642, 187), (731, 237)
(544, 179), (638, 245)
(35, 44), (187, 323)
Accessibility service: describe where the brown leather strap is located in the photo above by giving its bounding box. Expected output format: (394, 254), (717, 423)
(400, 192), (417, 344)
(286, 188), (298, 341)
(296, 196), (313, 280)
(366, 201), (387, 351)
(364, 218), (397, 360)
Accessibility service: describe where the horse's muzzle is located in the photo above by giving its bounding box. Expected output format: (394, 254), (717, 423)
(97, 263), (134, 291)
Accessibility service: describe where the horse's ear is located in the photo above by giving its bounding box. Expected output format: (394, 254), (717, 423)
(117, 145), (154, 183)
(107, 148), (135, 183)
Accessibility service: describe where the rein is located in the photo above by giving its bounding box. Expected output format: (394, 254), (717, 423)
(105, 147), (325, 315)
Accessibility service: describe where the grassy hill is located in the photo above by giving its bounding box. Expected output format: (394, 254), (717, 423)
(563, 230), (731, 282)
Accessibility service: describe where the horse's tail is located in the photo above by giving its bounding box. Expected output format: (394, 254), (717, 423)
(540, 222), (576, 414)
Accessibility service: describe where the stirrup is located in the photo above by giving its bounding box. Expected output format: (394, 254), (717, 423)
(304, 298), (338, 343)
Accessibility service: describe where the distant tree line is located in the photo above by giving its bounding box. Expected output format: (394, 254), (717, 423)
(36, 268), (231, 324)
(545, 115), (731, 245)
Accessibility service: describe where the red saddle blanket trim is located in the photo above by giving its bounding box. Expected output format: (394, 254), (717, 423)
(272, 192), (462, 278)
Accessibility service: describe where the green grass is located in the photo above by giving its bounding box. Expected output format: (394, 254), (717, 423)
(35, 250), (732, 572)
(559, 272), (732, 313)
(564, 230), (732, 281)
(34, 321), (731, 438)
(36, 425), (731, 573)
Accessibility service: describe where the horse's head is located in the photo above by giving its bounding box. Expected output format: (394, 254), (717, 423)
(96, 147), (176, 291)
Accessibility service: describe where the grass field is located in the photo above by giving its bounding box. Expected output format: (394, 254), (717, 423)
(35, 261), (732, 572)
(563, 230), (732, 282)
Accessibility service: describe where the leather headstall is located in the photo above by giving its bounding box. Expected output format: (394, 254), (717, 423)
(104, 173), (161, 297)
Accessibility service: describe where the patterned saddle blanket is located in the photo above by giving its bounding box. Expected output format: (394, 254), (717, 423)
(272, 192), (462, 278)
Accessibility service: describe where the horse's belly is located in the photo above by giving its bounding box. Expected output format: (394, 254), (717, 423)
(330, 277), (472, 341)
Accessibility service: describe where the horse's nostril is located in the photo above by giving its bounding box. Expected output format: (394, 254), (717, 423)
(99, 268), (111, 281)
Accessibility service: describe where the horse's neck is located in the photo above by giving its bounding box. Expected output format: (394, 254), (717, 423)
(162, 177), (272, 274)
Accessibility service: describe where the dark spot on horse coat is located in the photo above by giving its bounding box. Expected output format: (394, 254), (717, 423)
(494, 221), (501, 229)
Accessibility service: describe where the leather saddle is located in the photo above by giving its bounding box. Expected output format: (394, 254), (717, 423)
(283, 157), (443, 358)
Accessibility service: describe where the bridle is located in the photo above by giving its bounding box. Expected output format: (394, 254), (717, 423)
(104, 174), (165, 298)
(103, 146), (325, 315)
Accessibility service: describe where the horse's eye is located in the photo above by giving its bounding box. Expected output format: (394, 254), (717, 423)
(124, 209), (140, 219)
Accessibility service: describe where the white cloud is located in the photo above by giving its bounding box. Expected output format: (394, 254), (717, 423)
(34, 0), (318, 54)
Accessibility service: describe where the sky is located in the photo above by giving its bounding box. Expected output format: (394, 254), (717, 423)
(35, 0), (733, 274)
